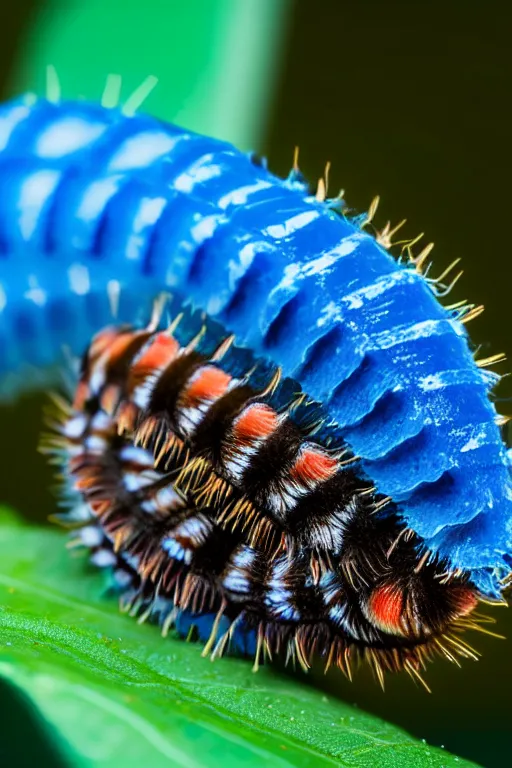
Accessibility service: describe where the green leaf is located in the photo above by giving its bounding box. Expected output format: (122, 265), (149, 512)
(0, 515), (480, 768)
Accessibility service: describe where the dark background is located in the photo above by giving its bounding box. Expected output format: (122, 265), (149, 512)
(1, 2), (511, 766)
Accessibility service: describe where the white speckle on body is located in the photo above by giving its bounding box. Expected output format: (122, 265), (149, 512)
(91, 549), (117, 567)
(342, 270), (417, 310)
(77, 176), (122, 223)
(109, 131), (179, 171)
(68, 263), (91, 296)
(18, 169), (61, 240)
(316, 301), (343, 328)
(418, 373), (445, 392)
(174, 157), (222, 194)
(460, 437), (481, 453)
(79, 526), (103, 547)
(264, 210), (319, 239)
(23, 275), (47, 307)
(190, 214), (222, 244)
(36, 117), (106, 158)
(119, 445), (154, 465)
(218, 180), (272, 209)
(0, 104), (30, 151)
(126, 196), (167, 260)
(369, 319), (464, 352)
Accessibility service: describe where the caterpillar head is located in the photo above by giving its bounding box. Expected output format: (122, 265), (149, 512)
(326, 507), (485, 679)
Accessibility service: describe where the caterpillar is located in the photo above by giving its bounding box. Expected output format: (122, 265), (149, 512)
(0, 73), (510, 684)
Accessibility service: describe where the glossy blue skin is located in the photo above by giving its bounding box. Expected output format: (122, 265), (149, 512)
(0, 95), (511, 598)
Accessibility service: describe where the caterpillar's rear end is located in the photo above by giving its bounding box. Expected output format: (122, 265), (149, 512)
(1, 82), (511, 686)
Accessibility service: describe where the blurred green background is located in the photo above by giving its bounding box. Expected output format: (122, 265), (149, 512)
(1, 1), (511, 766)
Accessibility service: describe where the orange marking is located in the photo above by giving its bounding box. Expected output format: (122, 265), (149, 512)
(100, 384), (121, 415)
(117, 401), (138, 434)
(73, 380), (89, 410)
(89, 328), (122, 362)
(174, 535), (196, 552)
(75, 476), (98, 491)
(185, 366), (231, 405)
(368, 583), (405, 635)
(87, 329), (144, 399)
(90, 500), (110, 517)
(291, 448), (338, 484)
(232, 404), (279, 441)
(130, 333), (179, 388)
(106, 331), (143, 362)
(450, 586), (478, 617)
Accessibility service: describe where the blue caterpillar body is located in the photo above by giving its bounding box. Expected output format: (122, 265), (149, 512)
(0, 92), (510, 598)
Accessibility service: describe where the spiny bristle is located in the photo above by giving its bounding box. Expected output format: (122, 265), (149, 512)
(375, 219), (407, 249)
(101, 74), (122, 109)
(460, 304), (485, 324)
(122, 75), (159, 117)
(46, 64), (61, 103)
(362, 195), (380, 229)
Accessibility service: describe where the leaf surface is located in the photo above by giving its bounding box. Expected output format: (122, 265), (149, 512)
(0, 517), (480, 767)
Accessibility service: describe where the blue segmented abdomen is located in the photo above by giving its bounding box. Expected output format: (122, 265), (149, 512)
(0, 94), (510, 596)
